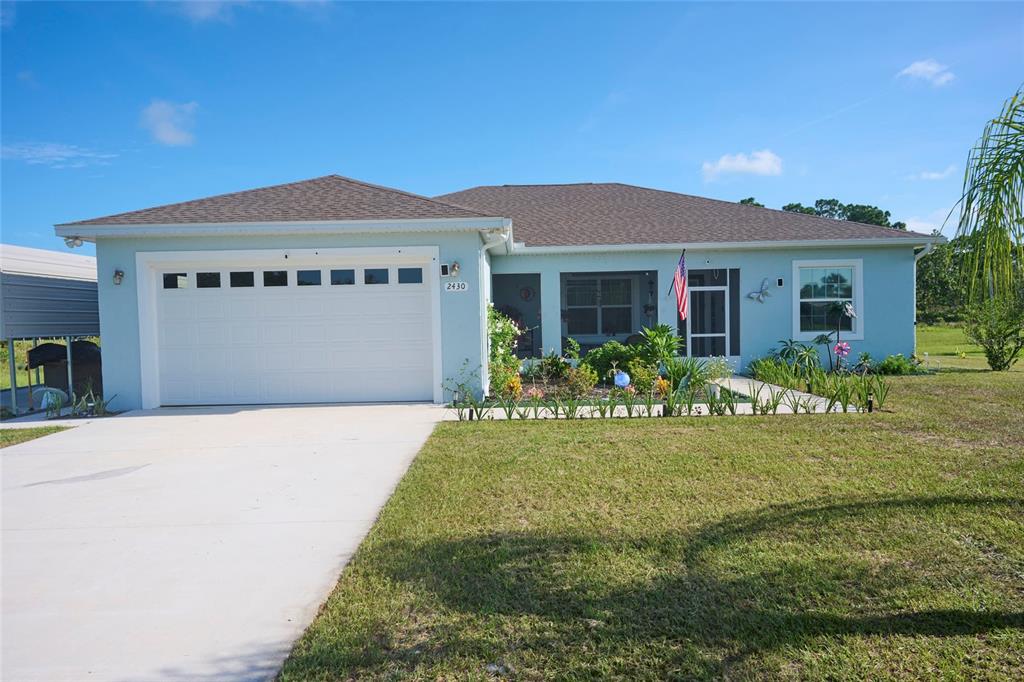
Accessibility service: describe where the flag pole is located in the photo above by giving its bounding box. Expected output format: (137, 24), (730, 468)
(665, 249), (686, 296)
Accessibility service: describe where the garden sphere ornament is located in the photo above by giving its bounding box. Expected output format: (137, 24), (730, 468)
(614, 371), (631, 388)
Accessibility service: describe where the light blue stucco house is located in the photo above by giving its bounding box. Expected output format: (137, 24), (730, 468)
(54, 175), (938, 410)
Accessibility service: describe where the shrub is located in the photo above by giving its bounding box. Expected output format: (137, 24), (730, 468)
(638, 323), (681, 366)
(664, 356), (709, 391)
(625, 358), (658, 393)
(563, 337), (581, 361)
(581, 340), (641, 381)
(875, 354), (921, 376)
(495, 373), (523, 401)
(963, 296), (1024, 371)
(539, 350), (570, 382)
(563, 364), (598, 399)
(488, 304), (521, 378)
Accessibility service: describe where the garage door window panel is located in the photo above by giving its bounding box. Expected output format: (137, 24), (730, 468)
(297, 269), (322, 286)
(163, 273), (188, 289)
(263, 270), (288, 287)
(197, 272), (222, 289)
(398, 267), (423, 284)
(364, 268), (389, 285)
(331, 269), (355, 286)
(230, 272), (255, 288)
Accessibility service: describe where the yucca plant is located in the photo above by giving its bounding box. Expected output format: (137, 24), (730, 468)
(951, 86), (1024, 303)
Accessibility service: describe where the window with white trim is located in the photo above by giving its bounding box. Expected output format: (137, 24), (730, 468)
(564, 277), (633, 336)
(796, 264), (857, 334)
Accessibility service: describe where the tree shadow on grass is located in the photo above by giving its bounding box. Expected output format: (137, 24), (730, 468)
(289, 495), (1024, 678)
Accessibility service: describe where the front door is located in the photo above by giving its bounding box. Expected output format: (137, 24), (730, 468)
(686, 286), (729, 357)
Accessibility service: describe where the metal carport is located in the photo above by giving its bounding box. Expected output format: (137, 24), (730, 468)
(0, 244), (99, 415)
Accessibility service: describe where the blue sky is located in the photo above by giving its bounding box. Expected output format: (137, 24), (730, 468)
(2, 1), (1021, 255)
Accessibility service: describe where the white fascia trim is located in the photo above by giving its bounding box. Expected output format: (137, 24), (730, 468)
(508, 236), (940, 255)
(791, 258), (865, 342)
(56, 216), (507, 241)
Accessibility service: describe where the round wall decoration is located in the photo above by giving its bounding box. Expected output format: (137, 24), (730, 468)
(519, 286), (535, 302)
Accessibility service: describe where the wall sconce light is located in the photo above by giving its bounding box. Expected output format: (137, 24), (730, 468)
(113, 269), (125, 286)
(450, 261), (461, 276)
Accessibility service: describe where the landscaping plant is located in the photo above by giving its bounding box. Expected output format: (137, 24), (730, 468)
(962, 295), (1024, 371)
(638, 323), (681, 367)
(579, 340), (641, 382)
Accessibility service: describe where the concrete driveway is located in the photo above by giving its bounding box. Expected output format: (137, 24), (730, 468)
(1, 404), (442, 681)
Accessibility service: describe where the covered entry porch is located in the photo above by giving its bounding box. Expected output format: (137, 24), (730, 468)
(490, 252), (740, 360)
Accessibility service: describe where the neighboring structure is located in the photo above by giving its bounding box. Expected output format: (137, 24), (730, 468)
(54, 175), (939, 410)
(0, 244), (100, 412)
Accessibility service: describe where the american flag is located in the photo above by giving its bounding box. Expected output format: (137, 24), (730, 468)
(673, 251), (688, 320)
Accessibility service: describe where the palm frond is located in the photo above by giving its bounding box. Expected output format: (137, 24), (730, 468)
(951, 86), (1024, 301)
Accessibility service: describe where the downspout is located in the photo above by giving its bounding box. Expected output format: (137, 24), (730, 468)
(478, 221), (514, 397)
(912, 241), (937, 356)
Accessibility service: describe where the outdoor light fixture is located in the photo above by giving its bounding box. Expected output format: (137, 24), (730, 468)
(64, 236), (83, 248)
(113, 269), (125, 285)
(450, 261), (461, 276)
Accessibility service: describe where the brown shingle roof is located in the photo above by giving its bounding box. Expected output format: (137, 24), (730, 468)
(59, 175), (491, 226)
(436, 183), (930, 247)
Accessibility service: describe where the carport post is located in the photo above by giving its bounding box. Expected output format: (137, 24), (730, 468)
(7, 338), (17, 415)
(66, 336), (73, 399)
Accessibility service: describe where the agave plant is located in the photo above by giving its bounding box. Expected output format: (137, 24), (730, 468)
(950, 86), (1024, 303)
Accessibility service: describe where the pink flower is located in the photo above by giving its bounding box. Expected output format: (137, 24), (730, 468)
(525, 387), (545, 400)
(834, 342), (851, 358)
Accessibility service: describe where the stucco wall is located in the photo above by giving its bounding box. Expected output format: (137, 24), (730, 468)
(490, 244), (918, 369)
(95, 230), (487, 410)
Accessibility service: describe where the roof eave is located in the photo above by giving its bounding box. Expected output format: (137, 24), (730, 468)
(508, 235), (942, 254)
(54, 216), (509, 241)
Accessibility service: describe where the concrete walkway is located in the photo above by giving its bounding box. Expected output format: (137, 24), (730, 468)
(1, 404), (443, 682)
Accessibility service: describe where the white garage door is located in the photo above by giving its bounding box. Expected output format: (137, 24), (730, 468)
(154, 259), (436, 405)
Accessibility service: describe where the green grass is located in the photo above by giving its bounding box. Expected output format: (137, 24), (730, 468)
(0, 426), (67, 448)
(282, 332), (1024, 679)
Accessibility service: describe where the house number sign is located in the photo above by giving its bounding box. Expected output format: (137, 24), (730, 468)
(445, 281), (469, 292)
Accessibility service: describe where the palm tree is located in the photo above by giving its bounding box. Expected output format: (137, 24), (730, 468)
(951, 86), (1024, 302)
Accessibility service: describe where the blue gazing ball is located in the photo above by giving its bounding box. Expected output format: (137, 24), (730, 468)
(614, 371), (631, 388)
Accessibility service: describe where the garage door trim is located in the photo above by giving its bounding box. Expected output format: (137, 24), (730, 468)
(135, 246), (443, 408)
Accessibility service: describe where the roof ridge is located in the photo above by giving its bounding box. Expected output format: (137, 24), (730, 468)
(59, 174), (495, 226)
(323, 174), (493, 217)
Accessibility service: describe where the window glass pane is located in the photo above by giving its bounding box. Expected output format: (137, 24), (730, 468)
(565, 280), (598, 306)
(691, 336), (726, 357)
(297, 269), (322, 286)
(196, 272), (221, 288)
(601, 307), (632, 335)
(601, 279), (631, 305)
(800, 267), (854, 300)
(800, 301), (853, 332)
(330, 269), (355, 285)
(566, 308), (597, 335)
(263, 270), (288, 287)
(230, 272), (254, 288)
(691, 290), (726, 334)
(364, 268), (389, 284)
(398, 267), (423, 284)
(163, 273), (187, 289)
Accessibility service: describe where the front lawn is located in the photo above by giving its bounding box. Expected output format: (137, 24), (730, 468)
(0, 426), (67, 448)
(283, 343), (1023, 679)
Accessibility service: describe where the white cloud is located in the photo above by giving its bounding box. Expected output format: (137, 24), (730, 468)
(702, 149), (782, 181)
(897, 59), (955, 87)
(166, 1), (247, 23)
(904, 207), (955, 235)
(1, 142), (117, 168)
(908, 164), (956, 181)
(141, 100), (198, 146)
(1, 1), (16, 29)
